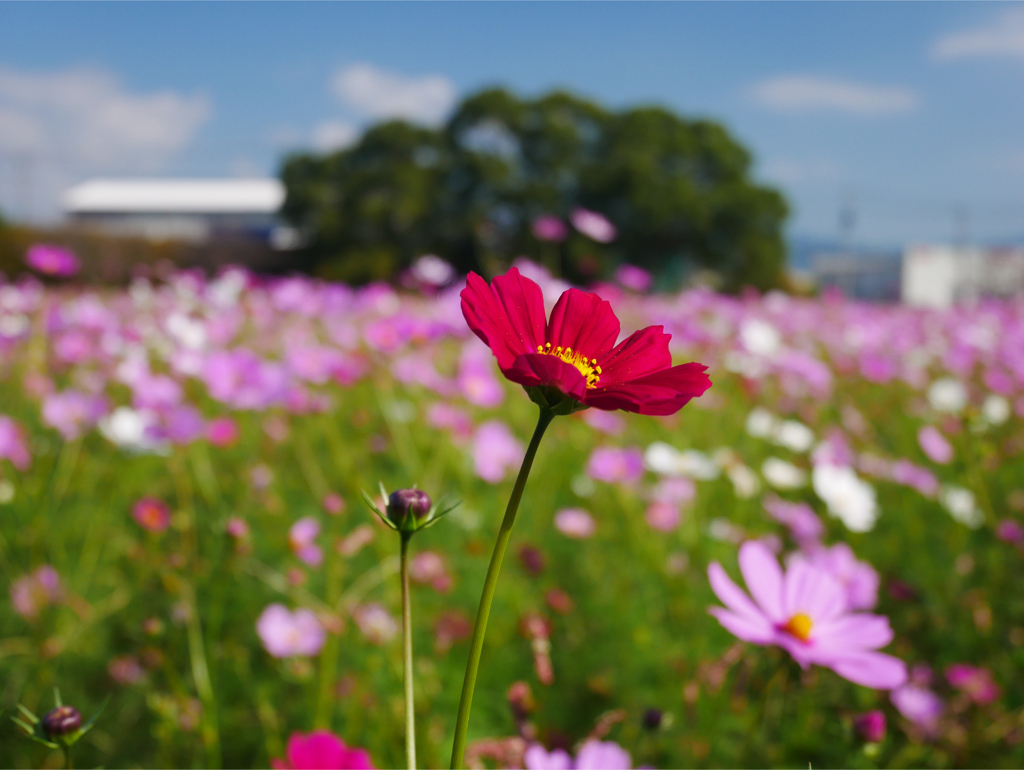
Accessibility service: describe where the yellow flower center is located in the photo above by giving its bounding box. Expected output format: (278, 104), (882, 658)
(781, 612), (813, 642)
(536, 342), (601, 389)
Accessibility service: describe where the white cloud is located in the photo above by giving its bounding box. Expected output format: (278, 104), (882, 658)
(330, 63), (456, 126)
(0, 66), (210, 220)
(312, 120), (360, 152)
(932, 9), (1024, 60)
(751, 75), (918, 115)
(0, 67), (210, 170)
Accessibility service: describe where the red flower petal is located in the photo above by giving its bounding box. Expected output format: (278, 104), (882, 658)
(505, 353), (588, 400)
(461, 269), (546, 369)
(545, 288), (620, 358)
(584, 363), (711, 414)
(596, 326), (673, 387)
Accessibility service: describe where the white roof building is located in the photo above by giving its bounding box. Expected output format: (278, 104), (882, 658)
(61, 178), (289, 244)
(902, 245), (1024, 308)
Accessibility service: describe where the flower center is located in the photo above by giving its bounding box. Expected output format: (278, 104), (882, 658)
(536, 342), (601, 389)
(781, 612), (813, 642)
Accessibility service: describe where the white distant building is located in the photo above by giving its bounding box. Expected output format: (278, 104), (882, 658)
(62, 178), (295, 246)
(901, 245), (1024, 308)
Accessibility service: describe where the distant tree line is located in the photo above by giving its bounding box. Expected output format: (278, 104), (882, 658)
(280, 88), (789, 291)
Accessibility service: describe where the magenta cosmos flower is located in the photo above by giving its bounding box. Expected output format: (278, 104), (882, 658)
(271, 731), (374, 770)
(461, 267), (710, 414)
(708, 540), (907, 689)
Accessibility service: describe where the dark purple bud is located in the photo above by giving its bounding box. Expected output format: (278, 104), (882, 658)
(42, 705), (81, 738)
(387, 489), (432, 529)
(516, 544), (546, 576)
(853, 710), (886, 743)
(643, 708), (664, 730)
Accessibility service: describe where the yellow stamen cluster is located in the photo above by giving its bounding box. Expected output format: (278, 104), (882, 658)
(781, 612), (813, 642)
(536, 341), (601, 389)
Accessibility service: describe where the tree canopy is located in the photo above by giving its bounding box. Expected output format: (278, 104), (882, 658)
(280, 87), (789, 291)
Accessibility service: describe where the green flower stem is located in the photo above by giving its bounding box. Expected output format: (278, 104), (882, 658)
(401, 533), (417, 770)
(61, 744), (71, 770)
(450, 407), (554, 769)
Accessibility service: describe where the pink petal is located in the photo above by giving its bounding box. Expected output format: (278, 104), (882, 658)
(812, 613), (894, 651)
(708, 607), (775, 644)
(828, 651), (908, 690)
(783, 558), (847, 623)
(738, 540), (785, 623)
(708, 562), (768, 624)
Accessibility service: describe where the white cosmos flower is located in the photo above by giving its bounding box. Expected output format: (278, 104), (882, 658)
(762, 457), (808, 490)
(99, 407), (166, 454)
(775, 420), (815, 453)
(727, 464), (761, 498)
(940, 485), (983, 529)
(644, 442), (719, 480)
(927, 378), (967, 413)
(740, 318), (782, 357)
(982, 394), (1010, 426)
(745, 408), (776, 438)
(812, 464), (878, 532)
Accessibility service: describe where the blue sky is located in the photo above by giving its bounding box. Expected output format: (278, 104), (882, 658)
(1, 2), (1023, 248)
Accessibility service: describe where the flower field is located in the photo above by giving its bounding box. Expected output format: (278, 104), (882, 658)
(2, 257), (1023, 768)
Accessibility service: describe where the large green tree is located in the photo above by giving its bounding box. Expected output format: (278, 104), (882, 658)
(280, 88), (788, 290)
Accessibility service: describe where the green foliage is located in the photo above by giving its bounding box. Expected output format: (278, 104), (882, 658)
(280, 88), (789, 290)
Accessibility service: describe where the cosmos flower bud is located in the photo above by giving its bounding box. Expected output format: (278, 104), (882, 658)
(642, 708), (664, 730)
(387, 489), (432, 529)
(362, 483), (458, 536)
(42, 705), (81, 738)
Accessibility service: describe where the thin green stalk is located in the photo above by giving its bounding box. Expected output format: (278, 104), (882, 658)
(450, 408), (554, 769)
(401, 533), (416, 770)
(185, 583), (222, 769)
(61, 744), (71, 770)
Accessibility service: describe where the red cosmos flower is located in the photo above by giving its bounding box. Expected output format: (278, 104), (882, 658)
(461, 267), (711, 415)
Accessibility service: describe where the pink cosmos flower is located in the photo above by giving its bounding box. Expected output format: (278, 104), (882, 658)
(890, 683), (943, 732)
(0, 415), (31, 470)
(580, 408), (625, 435)
(708, 540), (906, 689)
(917, 426), (953, 464)
(41, 389), (108, 440)
(531, 215), (569, 243)
(554, 508), (596, 539)
(352, 603), (399, 645)
(524, 740), (631, 770)
(409, 551), (453, 592)
(946, 663), (1000, 705)
(472, 420), (524, 483)
(289, 517), (323, 568)
(108, 655), (145, 685)
(322, 492), (346, 515)
(271, 731), (375, 770)
(10, 565), (62, 620)
(206, 416), (240, 447)
(570, 208), (617, 243)
(614, 264), (652, 293)
(256, 604), (326, 658)
(763, 495), (824, 547)
(585, 446), (644, 484)
(645, 501), (681, 532)
(26, 244), (80, 277)
(458, 344), (505, 408)
(132, 497), (172, 533)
